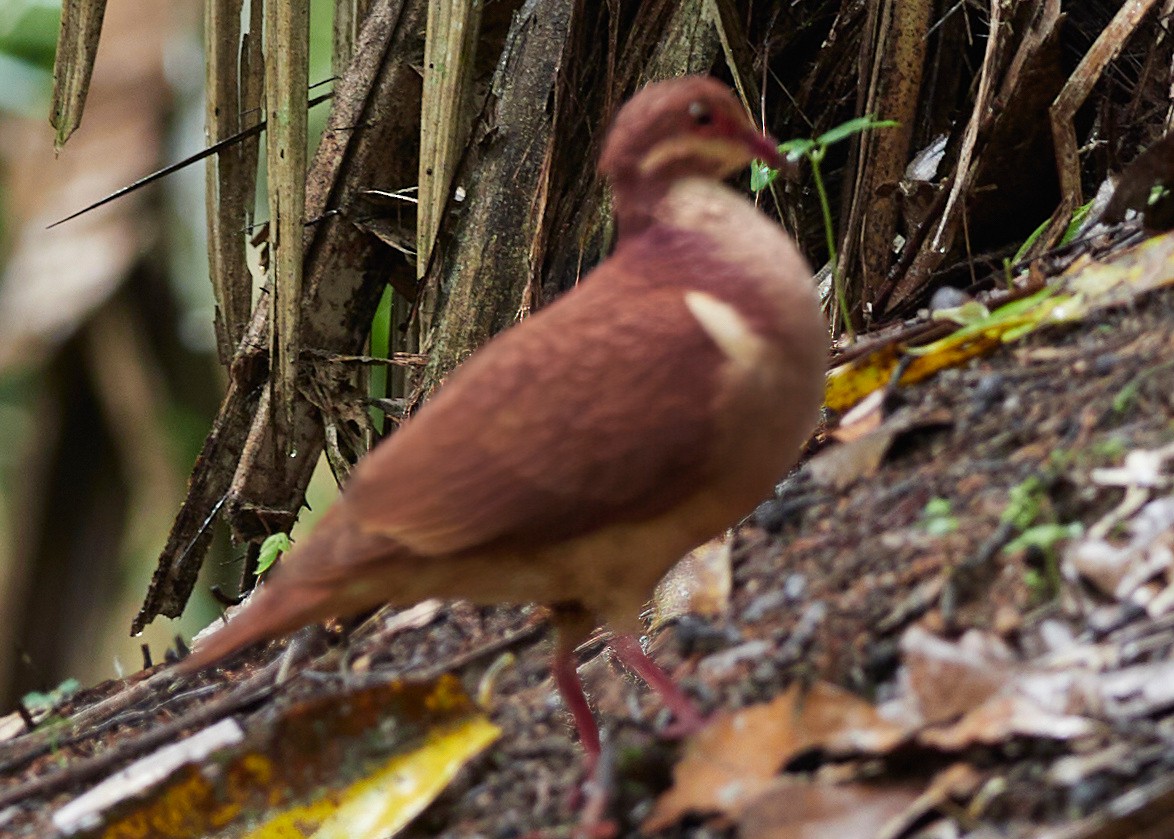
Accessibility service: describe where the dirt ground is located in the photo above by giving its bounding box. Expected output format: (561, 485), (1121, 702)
(2, 281), (1173, 838)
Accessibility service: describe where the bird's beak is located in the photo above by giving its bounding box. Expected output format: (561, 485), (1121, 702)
(746, 130), (783, 169)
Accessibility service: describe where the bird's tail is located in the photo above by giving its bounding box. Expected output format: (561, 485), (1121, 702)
(172, 573), (336, 675)
(173, 505), (394, 675)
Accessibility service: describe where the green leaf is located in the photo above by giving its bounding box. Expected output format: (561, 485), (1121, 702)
(1060, 199), (1094, 246)
(1001, 476), (1045, 530)
(919, 497), (958, 536)
(815, 116), (899, 147)
(905, 285), (1064, 357)
(1004, 522), (1083, 555)
(369, 285), (394, 427)
(22, 677), (81, 712)
(1014, 199), (1095, 263)
(750, 160), (779, 192)
(777, 138), (815, 159)
(256, 532), (293, 577)
(931, 300), (991, 327)
(1013, 216), (1051, 265)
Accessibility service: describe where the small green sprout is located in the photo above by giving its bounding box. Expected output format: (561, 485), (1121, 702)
(21, 677), (81, 715)
(1000, 468), (1081, 600)
(1009, 198), (1095, 269)
(1001, 475), (1046, 531)
(920, 497), (958, 536)
(752, 116), (899, 338)
(1004, 522), (1083, 555)
(1090, 436), (1127, 462)
(255, 532), (292, 578)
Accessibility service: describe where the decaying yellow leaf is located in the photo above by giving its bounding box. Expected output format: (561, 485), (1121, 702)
(824, 229), (1174, 413)
(57, 675), (500, 839)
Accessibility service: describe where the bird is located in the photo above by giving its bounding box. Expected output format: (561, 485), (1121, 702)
(177, 75), (827, 773)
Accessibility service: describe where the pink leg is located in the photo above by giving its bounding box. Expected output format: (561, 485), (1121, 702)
(553, 640), (618, 838)
(552, 640), (601, 771)
(608, 633), (705, 735)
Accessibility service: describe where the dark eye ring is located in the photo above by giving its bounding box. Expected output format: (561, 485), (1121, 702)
(688, 101), (713, 125)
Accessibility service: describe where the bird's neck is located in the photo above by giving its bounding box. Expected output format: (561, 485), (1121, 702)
(609, 175), (673, 238)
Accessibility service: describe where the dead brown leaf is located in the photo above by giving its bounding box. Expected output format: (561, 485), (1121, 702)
(809, 409), (953, 490)
(649, 537), (732, 631)
(644, 681), (907, 831)
(891, 627), (1100, 749)
(737, 779), (920, 839)
(901, 626), (1017, 725)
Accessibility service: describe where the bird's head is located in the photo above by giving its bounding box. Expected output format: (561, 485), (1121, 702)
(599, 76), (781, 186)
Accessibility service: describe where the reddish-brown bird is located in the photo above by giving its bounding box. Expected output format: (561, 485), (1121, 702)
(178, 76), (827, 764)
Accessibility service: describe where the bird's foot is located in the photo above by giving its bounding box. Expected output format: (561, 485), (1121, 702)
(607, 633), (708, 739)
(659, 708), (709, 740)
(569, 741), (618, 839)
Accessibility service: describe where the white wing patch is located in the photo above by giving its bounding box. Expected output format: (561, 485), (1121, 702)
(683, 290), (766, 369)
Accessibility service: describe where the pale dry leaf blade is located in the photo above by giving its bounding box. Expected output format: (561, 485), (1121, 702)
(50, 0), (108, 148)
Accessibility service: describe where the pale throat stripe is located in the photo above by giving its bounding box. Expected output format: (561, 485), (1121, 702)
(683, 290), (765, 367)
(638, 136), (740, 174)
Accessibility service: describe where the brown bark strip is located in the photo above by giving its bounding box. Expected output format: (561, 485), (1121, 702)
(133, 306), (269, 633)
(417, 0), (720, 395)
(418, 0), (577, 388)
(266, 0), (311, 458)
(204, 0), (254, 365)
(334, 0), (374, 76)
(844, 0), (932, 319)
(540, 0), (719, 306)
(135, 0), (426, 629)
(416, 0), (484, 337)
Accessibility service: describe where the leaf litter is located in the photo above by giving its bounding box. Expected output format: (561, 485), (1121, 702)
(5, 282), (1174, 838)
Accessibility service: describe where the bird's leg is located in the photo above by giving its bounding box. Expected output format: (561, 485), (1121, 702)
(552, 646), (616, 836)
(552, 636), (602, 771)
(608, 633), (705, 737)
(551, 608), (619, 838)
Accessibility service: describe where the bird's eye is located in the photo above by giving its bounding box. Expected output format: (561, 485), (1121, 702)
(688, 101), (713, 126)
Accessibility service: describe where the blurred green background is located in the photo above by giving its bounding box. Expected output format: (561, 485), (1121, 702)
(0, 0), (340, 708)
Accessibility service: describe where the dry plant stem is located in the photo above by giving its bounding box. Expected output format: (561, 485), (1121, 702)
(419, 0), (575, 389)
(205, 0), (255, 366)
(335, 0), (375, 427)
(809, 151), (853, 340)
(419, 0), (722, 396)
(265, 0), (310, 458)
(135, 0), (427, 630)
(333, 0), (372, 76)
(416, 0), (483, 338)
(50, 0), (108, 147)
(707, 0), (762, 111)
(889, 0), (1062, 312)
(0, 664), (280, 812)
(1041, 0), (1163, 253)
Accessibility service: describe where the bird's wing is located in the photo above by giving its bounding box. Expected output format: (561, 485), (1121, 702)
(340, 273), (727, 558)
